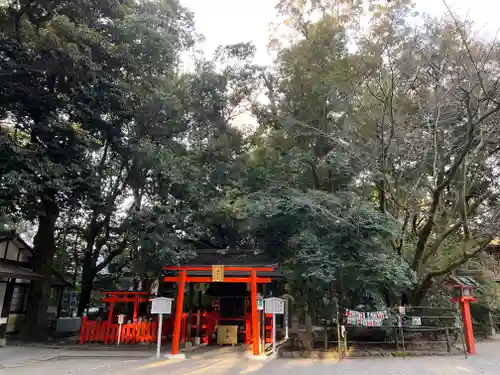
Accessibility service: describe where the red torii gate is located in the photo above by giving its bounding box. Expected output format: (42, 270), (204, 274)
(102, 291), (150, 323)
(163, 265), (277, 356)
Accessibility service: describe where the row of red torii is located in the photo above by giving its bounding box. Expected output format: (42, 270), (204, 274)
(80, 264), (278, 356)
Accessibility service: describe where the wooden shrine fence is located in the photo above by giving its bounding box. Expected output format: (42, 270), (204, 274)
(79, 317), (159, 344)
(79, 310), (275, 345)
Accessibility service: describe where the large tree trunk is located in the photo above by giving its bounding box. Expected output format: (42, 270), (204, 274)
(410, 277), (434, 306)
(78, 250), (97, 316)
(20, 203), (58, 341)
(300, 301), (314, 351)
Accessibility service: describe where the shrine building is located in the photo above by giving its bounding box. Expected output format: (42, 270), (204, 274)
(161, 248), (284, 356)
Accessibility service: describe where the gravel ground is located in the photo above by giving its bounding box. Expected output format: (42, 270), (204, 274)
(1, 341), (499, 375)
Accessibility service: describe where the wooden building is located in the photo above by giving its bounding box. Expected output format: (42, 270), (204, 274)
(162, 248), (284, 356)
(0, 230), (72, 346)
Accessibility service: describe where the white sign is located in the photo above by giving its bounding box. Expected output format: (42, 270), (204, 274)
(150, 297), (173, 358)
(70, 291), (78, 305)
(151, 297), (173, 315)
(117, 314), (126, 325)
(117, 314), (126, 346)
(265, 297), (285, 315)
(264, 297), (285, 358)
(257, 299), (264, 311)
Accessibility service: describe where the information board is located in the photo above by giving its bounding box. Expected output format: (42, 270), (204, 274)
(151, 297), (173, 315)
(264, 297), (285, 315)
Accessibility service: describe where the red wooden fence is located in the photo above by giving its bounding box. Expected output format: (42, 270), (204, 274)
(79, 317), (159, 344)
(79, 311), (267, 345)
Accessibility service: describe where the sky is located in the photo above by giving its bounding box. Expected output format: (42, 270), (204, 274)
(180, 0), (500, 129)
(181, 0), (500, 65)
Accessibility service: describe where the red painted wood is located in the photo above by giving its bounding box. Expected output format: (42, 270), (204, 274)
(133, 295), (139, 322)
(181, 313), (188, 343)
(102, 291), (150, 296)
(79, 320), (159, 345)
(163, 266), (276, 272)
(163, 276), (272, 283)
(250, 270), (259, 355)
(461, 300), (476, 355)
(171, 270), (186, 355)
(102, 297), (149, 303)
(245, 312), (252, 344)
(265, 314), (274, 343)
(80, 316), (87, 344)
(107, 295), (115, 323)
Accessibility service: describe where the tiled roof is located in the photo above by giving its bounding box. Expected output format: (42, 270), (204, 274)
(448, 275), (479, 287)
(0, 259), (44, 280)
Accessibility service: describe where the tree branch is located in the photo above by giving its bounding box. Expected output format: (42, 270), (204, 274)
(420, 189), (493, 266)
(96, 234), (129, 272)
(424, 237), (492, 280)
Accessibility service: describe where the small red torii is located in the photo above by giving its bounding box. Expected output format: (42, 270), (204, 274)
(163, 265), (278, 357)
(101, 291), (151, 323)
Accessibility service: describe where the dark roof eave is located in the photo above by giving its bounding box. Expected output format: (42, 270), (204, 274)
(0, 231), (73, 288)
(0, 261), (45, 281)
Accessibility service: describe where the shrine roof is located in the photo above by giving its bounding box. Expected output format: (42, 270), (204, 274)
(181, 249), (278, 267)
(163, 249), (283, 278)
(448, 275), (479, 287)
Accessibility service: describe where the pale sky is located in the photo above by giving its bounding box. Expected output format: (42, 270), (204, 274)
(181, 0), (500, 65)
(180, 0), (500, 130)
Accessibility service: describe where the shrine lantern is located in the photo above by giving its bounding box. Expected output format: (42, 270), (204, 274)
(449, 276), (478, 303)
(447, 276), (478, 355)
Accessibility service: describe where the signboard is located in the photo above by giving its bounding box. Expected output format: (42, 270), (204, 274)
(264, 297), (285, 315)
(264, 297), (285, 358)
(411, 316), (422, 326)
(257, 299), (264, 311)
(69, 291), (78, 309)
(150, 297), (173, 358)
(151, 297), (173, 315)
(257, 293), (263, 310)
(212, 265), (224, 282)
(118, 314), (126, 325)
(150, 278), (159, 296)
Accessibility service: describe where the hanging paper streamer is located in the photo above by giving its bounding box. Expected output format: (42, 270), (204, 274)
(345, 309), (387, 327)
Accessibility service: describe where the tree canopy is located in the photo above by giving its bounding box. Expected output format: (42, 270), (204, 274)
(1, 0), (500, 340)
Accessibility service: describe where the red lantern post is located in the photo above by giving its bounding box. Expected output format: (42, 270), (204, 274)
(451, 281), (477, 355)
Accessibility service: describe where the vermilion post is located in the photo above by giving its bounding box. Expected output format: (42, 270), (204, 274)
(133, 294), (139, 322)
(172, 271), (186, 355)
(250, 270), (260, 356)
(461, 300), (476, 355)
(107, 295), (115, 323)
(80, 316), (87, 344)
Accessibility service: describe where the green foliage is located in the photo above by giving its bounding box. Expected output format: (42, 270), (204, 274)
(0, 0), (197, 332)
(240, 187), (416, 307)
(3, 0), (500, 337)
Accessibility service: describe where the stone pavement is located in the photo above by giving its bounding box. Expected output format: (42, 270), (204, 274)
(0, 345), (159, 369)
(2, 341), (500, 375)
(0, 346), (64, 368)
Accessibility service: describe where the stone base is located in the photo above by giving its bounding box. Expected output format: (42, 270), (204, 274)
(194, 337), (201, 346)
(245, 353), (268, 361)
(0, 338), (6, 348)
(165, 353), (186, 360)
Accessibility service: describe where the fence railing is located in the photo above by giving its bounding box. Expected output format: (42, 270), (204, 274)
(79, 317), (159, 344)
(334, 305), (467, 358)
